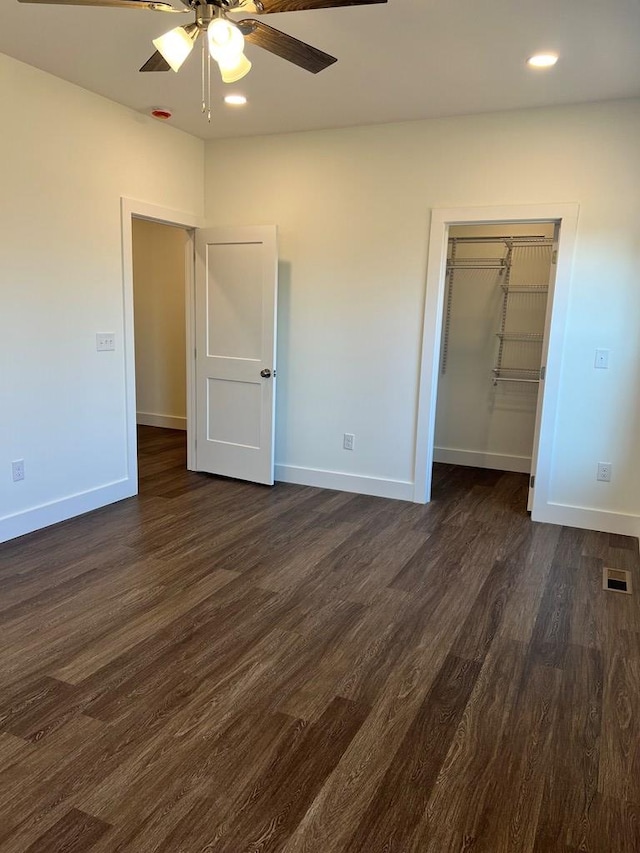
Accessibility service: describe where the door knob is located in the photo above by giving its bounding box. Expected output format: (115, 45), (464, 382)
(260, 369), (272, 378)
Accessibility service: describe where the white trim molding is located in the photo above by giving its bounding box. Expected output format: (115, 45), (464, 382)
(275, 464), (413, 502)
(136, 413), (187, 430)
(433, 448), (531, 474)
(534, 503), (640, 540)
(0, 479), (134, 544)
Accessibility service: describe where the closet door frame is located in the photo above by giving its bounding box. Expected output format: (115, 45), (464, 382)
(413, 202), (579, 522)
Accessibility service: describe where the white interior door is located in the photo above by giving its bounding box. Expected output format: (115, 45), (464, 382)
(194, 225), (278, 485)
(527, 222), (560, 511)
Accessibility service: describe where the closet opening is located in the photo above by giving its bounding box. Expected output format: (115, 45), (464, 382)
(432, 221), (556, 512)
(413, 203), (579, 520)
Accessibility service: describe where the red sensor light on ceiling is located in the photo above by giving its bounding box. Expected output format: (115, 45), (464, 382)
(151, 108), (172, 120)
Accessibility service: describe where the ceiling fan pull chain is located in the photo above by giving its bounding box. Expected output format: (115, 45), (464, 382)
(201, 35), (206, 115)
(207, 49), (212, 123)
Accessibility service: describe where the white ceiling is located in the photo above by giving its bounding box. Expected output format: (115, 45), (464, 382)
(1, 0), (640, 140)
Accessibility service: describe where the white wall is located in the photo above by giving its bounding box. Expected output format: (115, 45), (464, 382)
(132, 218), (188, 430)
(0, 53), (204, 541)
(434, 222), (554, 473)
(204, 99), (640, 535)
(1, 56), (637, 541)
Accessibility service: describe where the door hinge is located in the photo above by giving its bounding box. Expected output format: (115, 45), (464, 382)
(530, 475), (535, 488)
(540, 365), (546, 380)
(194, 347), (197, 360)
(551, 249), (558, 264)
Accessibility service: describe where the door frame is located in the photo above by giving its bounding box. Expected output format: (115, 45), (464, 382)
(413, 202), (579, 521)
(121, 198), (204, 488)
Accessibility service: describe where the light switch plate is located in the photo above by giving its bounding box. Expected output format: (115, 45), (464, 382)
(96, 333), (115, 352)
(594, 348), (609, 369)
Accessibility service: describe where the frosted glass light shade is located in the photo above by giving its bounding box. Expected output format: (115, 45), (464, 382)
(218, 53), (252, 83)
(153, 26), (196, 73)
(208, 18), (245, 63)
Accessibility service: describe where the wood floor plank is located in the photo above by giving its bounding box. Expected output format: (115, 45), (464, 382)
(447, 661), (562, 853)
(345, 654), (482, 853)
(598, 648), (640, 803)
(417, 640), (529, 851)
(23, 808), (111, 852)
(0, 714), (105, 847)
(204, 696), (369, 853)
(495, 522), (561, 645)
(568, 554), (605, 649)
(87, 709), (300, 852)
(280, 596), (486, 853)
(80, 583), (279, 723)
(1, 427), (639, 852)
(583, 794), (640, 852)
(0, 731), (31, 765)
(528, 528), (584, 669)
(532, 644), (603, 850)
(52, 568), (240, 684)
(450, 553), (524, 662)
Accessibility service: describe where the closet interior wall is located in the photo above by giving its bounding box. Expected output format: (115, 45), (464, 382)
(434, 222), (555, 474)
(132, 218), (189, 431)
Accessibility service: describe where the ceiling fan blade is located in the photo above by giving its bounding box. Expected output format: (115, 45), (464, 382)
(17, 0), (185, 11)
(239, 19), (336, 73)
(249, 0), (386, 14)
(140, 50), (172, 72)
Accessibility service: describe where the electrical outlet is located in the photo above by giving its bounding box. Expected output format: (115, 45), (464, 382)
(96, 333), (115, 352)
(343, 433), (355, 451)
(597, 462), (612, 483)
(12, 460), (24, 482)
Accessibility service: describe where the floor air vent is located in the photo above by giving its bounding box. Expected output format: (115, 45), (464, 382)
(602, 567), (632, 595)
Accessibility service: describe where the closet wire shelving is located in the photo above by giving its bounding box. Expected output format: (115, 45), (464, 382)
(441, 235), (553, 384)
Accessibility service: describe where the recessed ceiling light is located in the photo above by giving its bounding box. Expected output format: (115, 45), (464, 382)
(527, 53), (559, 68)
(224, 94), (247, 106)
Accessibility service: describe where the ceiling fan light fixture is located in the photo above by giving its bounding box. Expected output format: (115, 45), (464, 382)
(208, 18), (245, 63)
(153, 25), (197, 73)
(218, 53), (252, 83)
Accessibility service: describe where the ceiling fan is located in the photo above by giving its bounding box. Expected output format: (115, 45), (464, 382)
(17, 0), (388, 85)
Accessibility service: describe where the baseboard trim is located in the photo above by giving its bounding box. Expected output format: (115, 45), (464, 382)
(137, 413), (187, 431)
(0, 478), (136, 544)
(533, 501), (640, 540)
(275, 464), (413, 502)
(434, 447), (531, 474)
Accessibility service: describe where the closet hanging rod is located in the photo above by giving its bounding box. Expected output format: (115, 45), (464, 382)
(496, 332), (543, 341)
(448, 257), (506, 262)
(492, 377), (539, 385)
(447, 258), (507, 267)
(492, 367), (541, 377)
(500, 284), (548, 292)
(509, 242), (554, 248)
(447, 265), (506, 271)
(448, 235), (552, 243)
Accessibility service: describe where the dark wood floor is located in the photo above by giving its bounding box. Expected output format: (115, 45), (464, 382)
(1, 427), (639, 852)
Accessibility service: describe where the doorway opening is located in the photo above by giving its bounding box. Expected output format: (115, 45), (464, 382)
(131, 217), (191, 486)
(433, 222), (555, 511)
(121, 199), (200, 497)
(132, 218), (190, 434)
(412, 203), (580, 524)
